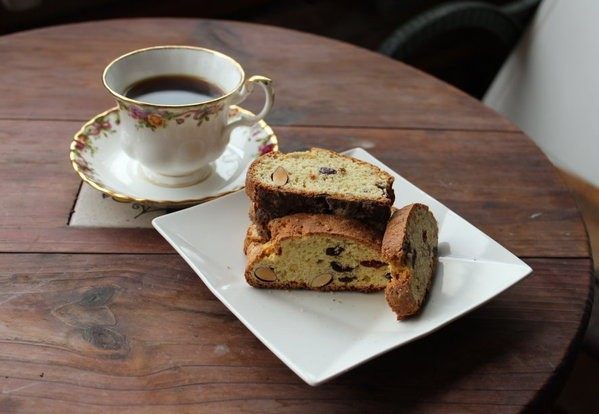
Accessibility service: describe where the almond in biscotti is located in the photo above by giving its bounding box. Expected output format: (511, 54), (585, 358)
(254, 266), (277, 282)
(310, 273), (333, 288)
(271, 166), (288, 186)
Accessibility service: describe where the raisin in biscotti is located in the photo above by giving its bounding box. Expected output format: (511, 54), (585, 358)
(244, 213), (391, 292)
(382, 204), (438, 320)
(245, 148), (394, 235)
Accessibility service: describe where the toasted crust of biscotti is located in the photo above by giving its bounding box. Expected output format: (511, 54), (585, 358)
(250, 202), (388, 238)
(382, 203), (438, 320)
(244, 213), (387, 292)
(245, 148), (394, 234)
(381, 204), (414, 266)
(267, 213), (382, 248)
(243, 223), (267, 255)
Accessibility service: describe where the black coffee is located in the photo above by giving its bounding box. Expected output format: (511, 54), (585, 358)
(124, 74), (224, 105)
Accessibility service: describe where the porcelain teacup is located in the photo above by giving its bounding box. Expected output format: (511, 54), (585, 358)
(103, 45), (274, 187)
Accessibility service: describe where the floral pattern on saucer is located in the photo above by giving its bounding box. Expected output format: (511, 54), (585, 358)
(228, 106), (276, 156)
(69, 106), (278, 207)
(119, 101), (224, 130)
(70, 111), (119, 183)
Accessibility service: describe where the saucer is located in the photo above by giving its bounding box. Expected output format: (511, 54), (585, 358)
(70, 106), (278, 207)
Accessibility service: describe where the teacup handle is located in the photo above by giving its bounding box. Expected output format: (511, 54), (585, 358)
(225, 75), (274, 135)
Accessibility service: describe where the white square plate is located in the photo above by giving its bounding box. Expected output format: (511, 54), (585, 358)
(153, 148), (532, 386)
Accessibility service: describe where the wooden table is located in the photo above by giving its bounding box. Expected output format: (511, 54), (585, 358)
(0, 18), (593, 413)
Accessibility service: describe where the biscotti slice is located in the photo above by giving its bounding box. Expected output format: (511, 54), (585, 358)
(245, 148), (395, 235)
(244, 213), (391, 292)
(382, 204), (438, 320)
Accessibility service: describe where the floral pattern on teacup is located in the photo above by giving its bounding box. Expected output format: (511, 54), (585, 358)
(119, 101), (224, 131)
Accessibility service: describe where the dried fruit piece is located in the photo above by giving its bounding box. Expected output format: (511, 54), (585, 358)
(330, 261), (354, 272)
(338, 275), (357, 283)
(318, 166), (337, 175)
(254, 266), (277, 282)
(311, 273), (333, 288)
(325, 245), (344, 256)
(271, 166), (288, 186)
(360, 260), (386, 268)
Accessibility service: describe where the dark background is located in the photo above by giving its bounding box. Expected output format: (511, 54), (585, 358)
(0, 0), (522, 98)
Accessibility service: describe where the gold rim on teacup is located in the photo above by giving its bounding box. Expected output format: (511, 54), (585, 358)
(102, 45), (246, 108)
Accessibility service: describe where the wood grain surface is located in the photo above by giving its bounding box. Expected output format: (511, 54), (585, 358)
(0, 254), (592, 413)
(0, 18), (593, 413)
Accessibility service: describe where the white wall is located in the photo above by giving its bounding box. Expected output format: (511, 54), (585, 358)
(484, 0), (599, 187)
